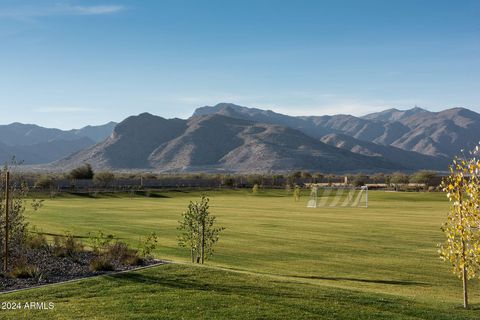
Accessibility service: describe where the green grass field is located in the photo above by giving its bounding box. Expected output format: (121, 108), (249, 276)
(1, 189), (478, 319)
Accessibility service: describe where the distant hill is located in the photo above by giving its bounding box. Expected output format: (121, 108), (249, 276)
(71, 122), (117, 143)
(0, 123), (78, 146)
(54, 113), (401, 173)
(364, 107), (480, 157)
(361, 107), (430, 122)
(0, 138), (95, 165)
(72, 113), (187, 169)
(320, 133), (450, 170)
(195, 103), (480, 158)
(0, 122), (116, 165)
(194, 103), (332, 138)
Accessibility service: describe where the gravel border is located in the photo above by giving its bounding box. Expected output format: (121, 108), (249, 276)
(0, 260), (169, 295)
(0, 247), (169, 294)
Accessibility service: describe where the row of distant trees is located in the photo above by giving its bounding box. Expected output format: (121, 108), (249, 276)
(349, 171), (438, 190)
(28, 163), (440, 191)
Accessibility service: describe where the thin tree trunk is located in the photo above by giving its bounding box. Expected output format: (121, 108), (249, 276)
(461, 237), (468, 309)
(463, 265), (468, 309)
(201, 220), (205, 264)
(3, 171), (10, 273)
(459, 188), (468, 309)
(191, 248), (194, 263)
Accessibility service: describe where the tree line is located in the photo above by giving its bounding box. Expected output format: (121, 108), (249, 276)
(27, 164), (442, 192)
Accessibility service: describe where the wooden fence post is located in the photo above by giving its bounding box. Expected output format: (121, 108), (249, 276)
(3, 171), (10, 273)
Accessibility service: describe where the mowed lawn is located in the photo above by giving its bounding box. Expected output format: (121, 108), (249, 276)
(1, 189), (478, 319)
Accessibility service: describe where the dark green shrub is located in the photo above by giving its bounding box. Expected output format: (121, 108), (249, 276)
(93, 171), (115, 187)
(34, 175), (55, 189)
(69, 164), (94, 180)
(352, 174), (368, 187)
(410, 170), (437, 191)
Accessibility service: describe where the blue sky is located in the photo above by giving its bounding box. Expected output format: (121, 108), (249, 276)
(0, 0), (478, 129)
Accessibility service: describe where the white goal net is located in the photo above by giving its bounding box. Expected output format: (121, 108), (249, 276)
(307, 185), (368, 208)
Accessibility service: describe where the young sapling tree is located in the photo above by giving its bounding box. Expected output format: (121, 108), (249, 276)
(439, 145), (480, 309)
(178, 196), (224, 264)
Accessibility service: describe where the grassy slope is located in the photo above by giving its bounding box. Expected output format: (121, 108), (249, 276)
(1, 264), (477, 320)
(1, 189), (477, 318)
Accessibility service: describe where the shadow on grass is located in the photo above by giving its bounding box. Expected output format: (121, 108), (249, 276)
(209, 265), (430, 287)
(132, 191), (171, 198)
(32, 231), (91, 239)
(105, 271), (306, 300)
(57, 191), (173, 199)
(290, 275), (430, 286)
(63, 192), (127, 198)
(32, 231), (127, 240)
(66, 192), (99, 198)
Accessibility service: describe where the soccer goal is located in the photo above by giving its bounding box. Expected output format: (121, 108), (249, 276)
(307, 185), (368, 208)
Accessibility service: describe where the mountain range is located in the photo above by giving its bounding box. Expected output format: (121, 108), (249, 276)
(2, 103), (479, 173)
(56, 113), (397, 173)
(194, 103), (479, 159)
(0, 122), (117, 164)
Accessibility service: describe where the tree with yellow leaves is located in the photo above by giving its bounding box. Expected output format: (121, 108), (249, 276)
(439, 144), (480, 309)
